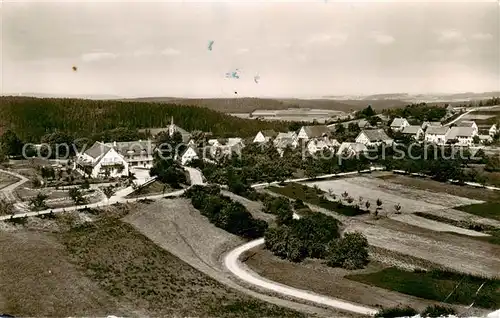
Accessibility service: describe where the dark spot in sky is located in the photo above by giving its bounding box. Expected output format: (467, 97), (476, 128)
(254, 75), (260, 83)
(208, 40), (214, 51)
(234, 91), (238, 95)
(72, 66), (78, 72)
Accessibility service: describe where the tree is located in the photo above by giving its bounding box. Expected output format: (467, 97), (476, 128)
(102, 185), (115, 203)
(29, 192), (48, 211)
(473, 135), (480, 145)
(365, 200), (371, 211)
(394, 203), (402, 214)
(335, 123), (346, 134)
(150, 155), (186, 189)
(69, 188), (87, 205)
(0, 130), (23, 157)
(0, 199), (14, 216)
(348, 122), (360, 133)
(327, 232), (369, 269)
(80, 179), (90, 190)
(376, 198), (383, 210)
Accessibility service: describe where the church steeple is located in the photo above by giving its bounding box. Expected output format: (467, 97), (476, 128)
(169, 116), (175, 136)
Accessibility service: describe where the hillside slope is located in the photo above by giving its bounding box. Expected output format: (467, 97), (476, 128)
(123, 97), (407, 113)
(0, 96), (290, 141)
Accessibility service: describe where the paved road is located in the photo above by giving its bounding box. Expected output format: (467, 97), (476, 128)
(224, 238), (378, 316)
(184, 167), (205, 185)
(0, 169), (29, 202)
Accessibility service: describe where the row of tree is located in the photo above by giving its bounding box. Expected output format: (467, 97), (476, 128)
(185, 185), (268, 239)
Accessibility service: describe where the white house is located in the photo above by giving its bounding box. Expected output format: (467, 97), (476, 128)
(456, 120), (478, 135)
(253, 130), (278, 143)
(446, 127), (477, 146)
(273, 132), (298, 156)
(355, 129), (393, 146)
(400, 125), (424, 140)
(306, 137), (340, 155)
(207, 138), (245, 159)
(297, 125), (331, 140)
(180, 146), (199, 165)
(489, 124), (497, 136)
(337, 142), (368, 157)
(424, 126), (450, 145)
(478, 134), (493, 144)
(75, 141), (130, 178)
(390, 118), (410, 131)
(104, 140), (155, 169)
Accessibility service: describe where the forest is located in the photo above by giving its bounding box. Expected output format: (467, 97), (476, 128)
(0, 96), (291, 142)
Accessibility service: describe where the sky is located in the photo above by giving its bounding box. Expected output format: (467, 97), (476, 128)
(1, 0), (499, 98)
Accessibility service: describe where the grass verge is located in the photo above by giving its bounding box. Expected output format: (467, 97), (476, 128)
(59, 217), (303, 317)
(269, 183), (367, 217)
(455, 203), (500, 221)
(347, 267), (500, 309)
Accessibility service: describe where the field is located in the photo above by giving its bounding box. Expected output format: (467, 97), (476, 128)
(269, 183), (367, 217)
(0, 204), (307, 317)
(124, 198), (341, 316)
(0, 172), (19, 190)
(242, 246), (489, 316)
(459, 106), (500, 126)
(125, 180), (172, 198)
(347, 268), (500, 309)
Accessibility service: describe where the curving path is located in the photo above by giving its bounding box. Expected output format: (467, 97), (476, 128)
(0, 169), (29, 202)
(224, 238), (378, 316)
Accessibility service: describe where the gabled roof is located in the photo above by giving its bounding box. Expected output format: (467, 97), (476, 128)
(274, 137), (295, 149)
(301, 125), (330, 138)
(275, 132), (296, 140)
(446, 127), (475, 139)
(426, 126), (449, 135)
(259, 130), (279, 138)
(181, 145), (200, 157)
(390, 117), (408, 127)
(83, 141), (112, 159)
(456, 120), (477, 128)
(105, 140), (155, 156)
(401, 125), (422, 135)
(337, 142), (367, 155)
(359, 129), (391, 142)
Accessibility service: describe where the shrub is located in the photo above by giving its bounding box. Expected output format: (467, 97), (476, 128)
(327, 232), (369, 269)
(421, 305), (456, 317)
(374, 306), (418, 318)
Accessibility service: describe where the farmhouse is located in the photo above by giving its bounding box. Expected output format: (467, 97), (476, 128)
(253, 130), (278, 143)
(422, 121), (442, 130)
(477, 124), (498, 137)
(400, 125), (424, 140)
(446, 127), (477, 146)
(75, 141), (129, 178)
(306, 137), (340, 155)
(273, 132), (298, 156)
(297, 125), (331, 140)
(478, 134), (493, 144)
(180, 146), (199, 165)
(207, 138), (245, 158)
(104, 140), (155, 169)
(355, 129), (393, 146)
(424, 126), (450, 145)
(456, 120), (478, 134)
(390, 117), (410, 131)
(337, 142), (368, 157)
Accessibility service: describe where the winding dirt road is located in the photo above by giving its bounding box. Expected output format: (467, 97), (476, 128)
(224, 238), (378, 316)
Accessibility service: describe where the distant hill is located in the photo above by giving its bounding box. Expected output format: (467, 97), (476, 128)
(122, 97), (408, 113)
(0, 96), (291, 142)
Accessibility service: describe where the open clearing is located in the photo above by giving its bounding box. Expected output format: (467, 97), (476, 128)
(305, 176), (483, 213)
(242, 246), (489, 316)
(0, 207), (308, 317)
(0, 230), (129, 317)
(124, 198), (345, 317)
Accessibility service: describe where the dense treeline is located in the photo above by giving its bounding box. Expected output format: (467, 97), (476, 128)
(0, 96), (290, 142)
(185, 185), (268, 239)
(382, 103), (447, 122)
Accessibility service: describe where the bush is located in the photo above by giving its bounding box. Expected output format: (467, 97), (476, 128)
(421, 305), (456, 317)
(327, 232), (369, 269)
(374, 306), (418, 318)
